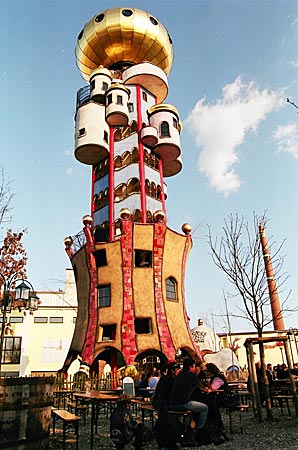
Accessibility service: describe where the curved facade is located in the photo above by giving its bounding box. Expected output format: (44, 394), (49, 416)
(62, 7), (201, 377)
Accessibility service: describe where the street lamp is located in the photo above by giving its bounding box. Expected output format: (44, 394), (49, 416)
(0, 273), (40, 375)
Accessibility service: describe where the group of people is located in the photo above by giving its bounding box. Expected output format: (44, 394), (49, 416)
(110, 358), (231, 449)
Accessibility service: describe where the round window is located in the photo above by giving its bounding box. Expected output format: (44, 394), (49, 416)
(95, 14), (104, 23)
(149, 16), (158, 26)
(122, 9), (133, 17)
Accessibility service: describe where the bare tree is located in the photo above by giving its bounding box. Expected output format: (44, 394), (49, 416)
(207, 212), (294, 420)
(207, 212), (291, 337)
(0, 167), (14, 231)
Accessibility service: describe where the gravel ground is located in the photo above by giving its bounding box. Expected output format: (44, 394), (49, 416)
(49, 406), (298, 450)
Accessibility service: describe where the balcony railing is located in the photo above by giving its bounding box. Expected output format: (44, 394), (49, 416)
(71, 230), (86, 253)
(76, 86), (90, 109)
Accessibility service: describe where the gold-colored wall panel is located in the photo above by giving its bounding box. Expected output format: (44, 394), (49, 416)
(133, 224), (160, 352)
(94, 241), (123, 354)
(69, 247), (90, 352)
(163, 229), (193, 350)
(133, 223), (153, 250)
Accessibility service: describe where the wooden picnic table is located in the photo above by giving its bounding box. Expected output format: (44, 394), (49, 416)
(74, 391), (119, 449)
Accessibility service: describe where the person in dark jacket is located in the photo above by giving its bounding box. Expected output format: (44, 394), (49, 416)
(152, 361), (180, 410)
(170, 358), (208, 431)
(110, 394), (144, 450)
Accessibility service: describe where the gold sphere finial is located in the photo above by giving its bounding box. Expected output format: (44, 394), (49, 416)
(182, 223), (192, 235)
(76, 7), (173, 80)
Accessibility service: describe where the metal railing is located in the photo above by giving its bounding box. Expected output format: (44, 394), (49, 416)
(76, 86), (90, 109)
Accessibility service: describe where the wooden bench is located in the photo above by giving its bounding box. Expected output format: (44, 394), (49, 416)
(271, 395), (292, 416)
(226, 404), (250, 434)
(140, 404), (156, 429)
(52, 409), (80, 450)
(131, 398), (149, 415)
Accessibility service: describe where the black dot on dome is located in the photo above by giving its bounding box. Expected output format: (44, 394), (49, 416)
(149, 16), (158, 26)
(95, 14), (104, 23)
(122, 9), (133, 17)
(78, 29), (83, 40)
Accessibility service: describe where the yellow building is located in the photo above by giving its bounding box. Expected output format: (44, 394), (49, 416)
(0, 269), (77, 377)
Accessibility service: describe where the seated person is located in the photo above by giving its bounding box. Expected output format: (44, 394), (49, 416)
(170, 358), (208, 433)
(148, 371), (160, 395)
(205, 362), (229, 436)
(194, 362), (228, 443)
(110, 394), (144, 450)
(152, 361), (180, 410)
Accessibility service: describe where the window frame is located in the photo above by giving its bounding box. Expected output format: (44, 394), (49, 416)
(166, 277), (178, 301)
(97, 284), (111, 308)
(160, 121), (170, 138)
(1, 336), (22, 364)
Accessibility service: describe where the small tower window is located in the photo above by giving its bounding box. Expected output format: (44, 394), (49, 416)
(107, 93), (112, 105)
(97, 285), (111, 307)
(102, 82), (108, 91)
(160, 121), (170, 137)
(135, 318), (152, 334)
(116, 95), (123, 105)
(135, 250), (152, 268)
(103, 130), (108, 143)
(78, 127), (86, 137)
(166, 277), (177, 301)
(91, 80), (96, 91)
(128, 102), (134, 112)
(142, 91), (148, 102)
(173, 117), (178, 129)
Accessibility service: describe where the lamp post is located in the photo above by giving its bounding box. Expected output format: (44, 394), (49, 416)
(0, 273), (40, 375)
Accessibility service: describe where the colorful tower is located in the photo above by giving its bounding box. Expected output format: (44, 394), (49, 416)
(61, 7), (201, 375)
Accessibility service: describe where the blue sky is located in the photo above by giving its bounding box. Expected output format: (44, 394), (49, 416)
(1, 0), (298, 333)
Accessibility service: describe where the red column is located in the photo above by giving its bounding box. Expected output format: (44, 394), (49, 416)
(109, 126), (115, 241)
(158, 158), (167, 223)
(136, 85), (146, 223)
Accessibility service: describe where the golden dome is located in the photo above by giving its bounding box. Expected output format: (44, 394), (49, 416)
(76, 7), (173, 80)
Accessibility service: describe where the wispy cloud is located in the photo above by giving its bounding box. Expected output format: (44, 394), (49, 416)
(65, 168), (73, 175)
(289, 59), (298, 68)
(272, 123), (298, 157)
(185, 76), (284, 196)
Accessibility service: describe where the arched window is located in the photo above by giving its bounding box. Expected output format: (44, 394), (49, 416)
(144, 150), (149, 165)
(114, 128), (122, 141)
(156, 185), (162, 200)
(160, 121), (170, 138)
(166, 277), (177, 301)
(131, 147), (139, 163)
(151, 182), (156, 199)
(146, 211), (153, 223)
(132, 209), (142, 222)
(130, 120), (138, 134)
(127, 178), (140, 195)
(114, 155), (122, 169)
(122, 151), (131, 168)
(145, 179), (151, 195)
(114, 183), (127, 202)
